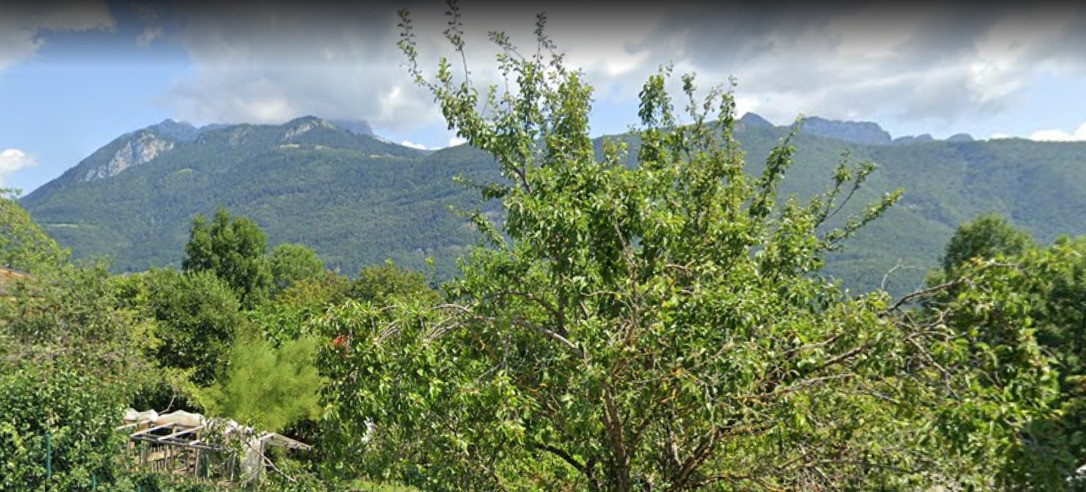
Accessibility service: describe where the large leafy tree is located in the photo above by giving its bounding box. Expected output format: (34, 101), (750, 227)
(313, 5), (1053, 490)
(0, 189), (67, 273)
(0, 198), (168, 490)
(270, 243), (326, 295)
(350, 262), (440, 306)
(939, 212), (1035, 278)
(0, 361), (129, 491)
(928, 222), (1086, 487)
(183, 206), (273, 308)
(127, 268), (242, 387)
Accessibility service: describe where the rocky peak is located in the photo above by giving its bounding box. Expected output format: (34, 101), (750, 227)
(84, 131), (174, 181)
(281, 116), (337, 141)
(800, 116), (892, 146)
(149, 119), (201, 142)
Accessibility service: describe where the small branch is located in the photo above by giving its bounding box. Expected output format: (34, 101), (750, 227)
(512, 317), (584, 359)
(536, 443), (587, 474)
(882, 278), (964, 314)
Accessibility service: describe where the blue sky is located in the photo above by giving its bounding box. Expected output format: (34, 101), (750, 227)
(2, 0), (1086, 194)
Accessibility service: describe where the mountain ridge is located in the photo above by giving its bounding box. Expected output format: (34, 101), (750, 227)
(21, 115), (1086, 296)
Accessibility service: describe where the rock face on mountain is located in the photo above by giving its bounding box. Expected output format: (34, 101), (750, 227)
(799, 116), (893, 145)
(280, 116), (337, 141)
(22, 116), (494, 280)
(148, 119), (204, 142)
(83, 131), (175, 181)
(21, 115), (1086, 296)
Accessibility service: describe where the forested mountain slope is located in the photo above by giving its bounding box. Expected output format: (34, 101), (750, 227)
(22, 115), (1086, 295)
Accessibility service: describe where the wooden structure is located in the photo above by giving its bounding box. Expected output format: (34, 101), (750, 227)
(117, 409), (310, 483)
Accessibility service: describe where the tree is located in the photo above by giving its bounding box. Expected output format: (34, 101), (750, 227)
(183, 207), (273, 308)
(310, 6), (1052, 490)
(270, 243), (326, 295)
(350, 261), (440, 306)
(929, 232), (1086, 488)
(0, 260), (157, 391)
(0, 361), (128, 491)
(199, 329), (326, 433)
(132, 268), (242, 387)
(940, 212), (1034, 277)
(0, 188), (67, 273)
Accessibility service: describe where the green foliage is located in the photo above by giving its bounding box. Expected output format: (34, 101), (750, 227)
(350, 262), (440, 306)
(276, 272), (353, 310)
(0, 188), (67, 273)
(940, 212), (1035, 276)
(0, 361), (127, 491)
(200, 330), (327, 433)
(928, 231), (1086, 488)
(21, 106), (1086, 298)
(249, 271), (353, 346)
(127, 268), (242, 387)
(271, 243), (326, 294)
(0, 263), (157, 395)
(123, 472), (219, 492)
(300, 8), (1055, 490)
(183, 207), (273, 309)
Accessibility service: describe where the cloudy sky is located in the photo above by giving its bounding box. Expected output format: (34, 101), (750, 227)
(2, 0), (1086, 193)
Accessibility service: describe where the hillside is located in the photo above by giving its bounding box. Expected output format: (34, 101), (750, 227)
(22, 117), (500, 279)
(21, 115), (1086, 296)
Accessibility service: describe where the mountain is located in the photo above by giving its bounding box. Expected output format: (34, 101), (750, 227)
(799, 116), (892, 145)
(22, 116), (498, 279)
(21, 116), (1086, 296)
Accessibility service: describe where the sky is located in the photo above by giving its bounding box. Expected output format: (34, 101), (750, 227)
(2, 0), (1086, 194)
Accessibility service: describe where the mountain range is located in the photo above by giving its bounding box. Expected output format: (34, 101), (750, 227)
(20, 114), (1086, 296)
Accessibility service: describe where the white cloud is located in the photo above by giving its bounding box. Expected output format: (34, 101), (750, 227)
(0, 148), (37, 185)
(448, 136), (467, 147)
(137, 26), (164, 48)
(156, 2), (1086, 139)
(0, 1), (114, 70)
(164, 3), (437, 129)
(1029, 121), (1086, 141)
(616, 3), (1086, 129)
(400, 140), (429, 150)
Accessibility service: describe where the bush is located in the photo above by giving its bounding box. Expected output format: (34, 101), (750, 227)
(0, 362), (127, 491)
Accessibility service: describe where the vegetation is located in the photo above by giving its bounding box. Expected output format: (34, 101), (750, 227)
(270, 243), (326, 294)
(19, 109), (1086, 298)
(2, 5), (1086, 491)
(0, 361), (127, 491)
(183, 207), (273, 308)
(199, 330), (326, 433)
(125, 268), (242, 388)
(0, 188), (67, 273)
(928, 219), (1086, 487)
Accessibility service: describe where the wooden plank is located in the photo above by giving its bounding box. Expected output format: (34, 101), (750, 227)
(130, 423), (176, 437)
(131, 435), (221, 452)
(157, 426), (204, 442)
